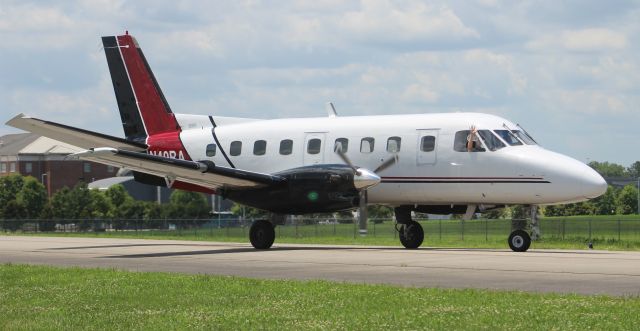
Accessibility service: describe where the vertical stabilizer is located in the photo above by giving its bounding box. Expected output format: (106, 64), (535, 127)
(102, 33), (180, 143)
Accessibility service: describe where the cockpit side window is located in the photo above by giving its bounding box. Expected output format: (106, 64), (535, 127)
(512, 130), (537, 145)
(454, 130), (485, 152)
(493, 130), (523, 146)
(477, 130), (506, 151)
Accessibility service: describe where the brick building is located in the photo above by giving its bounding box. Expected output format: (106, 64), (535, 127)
(0, 133), (118, 197)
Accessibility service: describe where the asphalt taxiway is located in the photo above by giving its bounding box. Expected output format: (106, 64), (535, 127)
(1, 236), (639, 296)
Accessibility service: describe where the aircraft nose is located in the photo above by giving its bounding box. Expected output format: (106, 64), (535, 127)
(582, 167), (607, 199)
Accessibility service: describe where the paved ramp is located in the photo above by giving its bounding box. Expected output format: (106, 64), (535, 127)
(1, 236), (639, 296)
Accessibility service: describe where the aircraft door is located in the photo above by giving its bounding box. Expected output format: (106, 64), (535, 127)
(303, 133), (326, 165)
(417, 129), (439, 165)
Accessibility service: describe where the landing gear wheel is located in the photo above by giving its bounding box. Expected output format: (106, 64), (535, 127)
(508, 230), (531, 252)
(399, 221), (424, 249)
(250, 220), (275, 249)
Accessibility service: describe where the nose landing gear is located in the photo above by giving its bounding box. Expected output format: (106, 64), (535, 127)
(508, 229), (531, 252)
(399, 221), (424, 249)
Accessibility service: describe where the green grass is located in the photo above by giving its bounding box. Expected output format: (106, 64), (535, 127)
(1, 264), (639, 330)
(5, 216), (640, 250)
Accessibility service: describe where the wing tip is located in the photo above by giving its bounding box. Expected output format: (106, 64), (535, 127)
(5, 113), (31, 127)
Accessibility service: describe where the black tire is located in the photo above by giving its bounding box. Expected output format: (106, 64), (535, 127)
(399, 221), (424, 249)
(249, 220), (275, 249)
(508, 230), (531, 252)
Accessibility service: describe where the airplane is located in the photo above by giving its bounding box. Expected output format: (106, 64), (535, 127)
(6, 32), (607, 252)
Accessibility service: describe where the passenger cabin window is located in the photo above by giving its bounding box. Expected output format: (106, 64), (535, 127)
(477, 130), (505, 151)
(206, 143), (217, 157)
(360, 137), (375, 153)
(334, 138), (348, 153)
(307, 138), (321, 154)
(454, 130), (485, 152)
(253, 140), (266, 156)
(493, 130), (523, 146)
(230, 141), (242, 156)
(420, 136), (436, 152)
(386, 137), (401, 153)
(279, 139), (293, 155)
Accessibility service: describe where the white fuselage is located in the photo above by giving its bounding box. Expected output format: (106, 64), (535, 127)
(176, 112), (606, 206)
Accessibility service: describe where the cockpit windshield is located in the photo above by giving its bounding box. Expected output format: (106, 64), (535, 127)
(477, 130), (506, 151)
(493, 130), (523, 146)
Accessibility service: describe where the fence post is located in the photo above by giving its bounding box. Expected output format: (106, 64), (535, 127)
(295, 219), (299, 238)
(562, 218), (565, 240)
(333, 222), (336, 236)
(439, 219), (442, 241)
(485, 219), (488, 242)
(588, 218), (592, 241)
(618, 219), (621, 241)
(461, 219), (464, 241)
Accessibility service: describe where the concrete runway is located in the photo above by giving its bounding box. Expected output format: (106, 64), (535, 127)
(2, 236), (639, 296)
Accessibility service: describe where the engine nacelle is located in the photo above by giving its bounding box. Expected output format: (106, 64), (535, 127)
(224, 164), (360, 214)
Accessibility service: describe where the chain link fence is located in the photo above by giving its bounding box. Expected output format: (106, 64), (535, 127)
(2, 217), (640, 246)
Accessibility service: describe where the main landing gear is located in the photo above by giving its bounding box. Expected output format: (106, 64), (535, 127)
(394, 207), (424, 249)
(249, 214), (285, 249)
(249, 220), (275, 249)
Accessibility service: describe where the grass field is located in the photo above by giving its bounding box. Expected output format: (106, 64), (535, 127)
(1, 264), (639, 330)
(5, 216), (640, 250)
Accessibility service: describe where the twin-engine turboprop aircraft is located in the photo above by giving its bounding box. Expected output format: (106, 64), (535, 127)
(6, 32), (607, 252)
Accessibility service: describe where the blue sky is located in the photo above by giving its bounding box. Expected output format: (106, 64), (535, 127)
(1, 0), (638, 166)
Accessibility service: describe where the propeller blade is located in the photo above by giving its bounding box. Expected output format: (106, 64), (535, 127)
(374, 154), (399, 173)
(335, 145), (358, 173)
(358, 190), (368, 236)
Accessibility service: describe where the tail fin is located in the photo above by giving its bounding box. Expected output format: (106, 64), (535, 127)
(102, 32), (180, 143)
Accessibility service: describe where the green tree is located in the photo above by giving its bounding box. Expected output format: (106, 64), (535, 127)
(89, 190), (113, 218)
(144, 202), (165, 228)
(0, 174), (25, 217)
(38, 202), (57, 232)
(105, 184), (132, 208)
(481, 207), (508, 219)
(230, 203), (268, 220)
(165, 190), (210, 227)
(543, 205), (565, 217)
(616, 185), (639, 215)
(588, 161), (627, 177)
(2, 200), (27, 231)
(627, 161), (640, 178)
(16, 176), (47, 218)
(367, 205), (393, 222)
(593, 186), (617, 215)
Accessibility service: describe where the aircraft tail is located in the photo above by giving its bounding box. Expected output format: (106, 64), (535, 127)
(102, 32), (180, 143)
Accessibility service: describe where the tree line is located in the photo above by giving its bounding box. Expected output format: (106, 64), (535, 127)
(0, 174), (211, 231)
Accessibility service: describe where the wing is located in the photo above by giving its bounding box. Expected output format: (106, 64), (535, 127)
(70, 148), (284, 189)
(6, 114), (284, 190)
(6, 113), (146, 151)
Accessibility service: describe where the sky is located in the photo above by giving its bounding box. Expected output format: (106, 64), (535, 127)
(0, 0), (638, 166)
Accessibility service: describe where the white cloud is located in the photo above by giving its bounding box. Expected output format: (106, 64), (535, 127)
(527, 28), (628, 52)
(338, 1), (479, 43)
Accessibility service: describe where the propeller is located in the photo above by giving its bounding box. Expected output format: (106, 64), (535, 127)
(334, 145), (398, 235)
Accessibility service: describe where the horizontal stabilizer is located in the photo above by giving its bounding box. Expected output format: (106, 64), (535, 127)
(6, 114), (147, 151)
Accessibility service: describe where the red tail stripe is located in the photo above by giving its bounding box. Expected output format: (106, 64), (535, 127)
(117, 34), (179, 136)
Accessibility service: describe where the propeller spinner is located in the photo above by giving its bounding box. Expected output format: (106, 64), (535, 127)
(334, 146), (398, 235)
